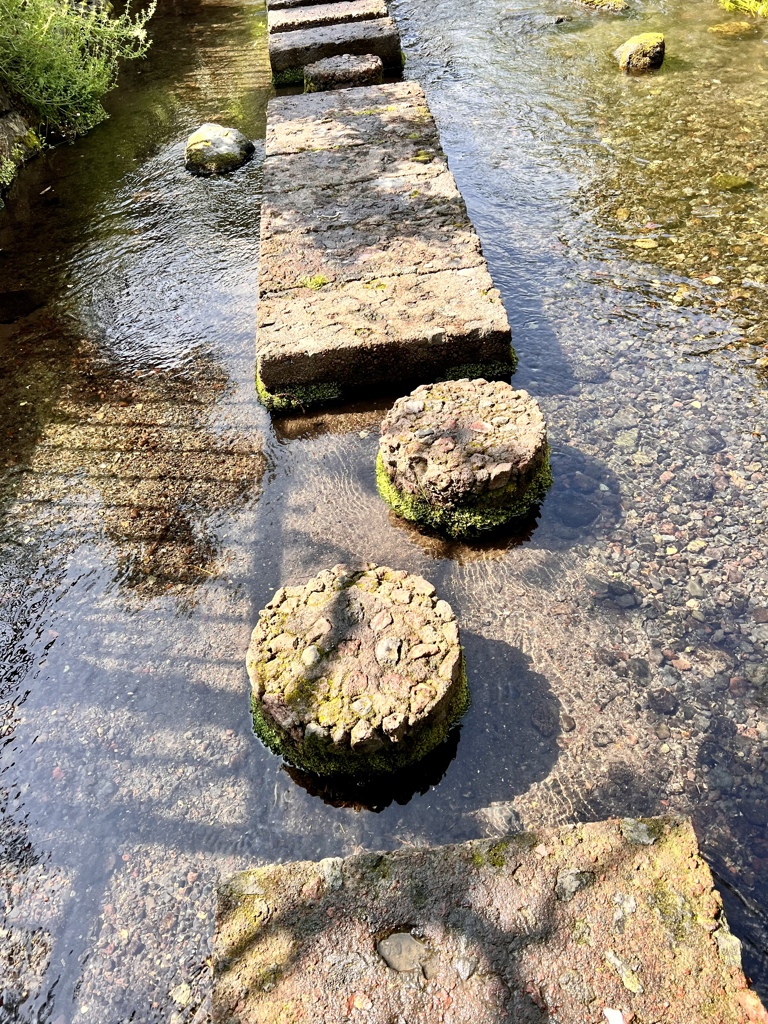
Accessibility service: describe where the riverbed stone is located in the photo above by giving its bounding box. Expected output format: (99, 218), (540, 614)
(615, 32), (665, 72)
(377, 379), (551, 537)
(268, 18), (402, 85)
(304, 52), (383, 91)
(707, 20), (759, 37)
(245, 563), (468, 775)
(256, 83), (514, 410)
(213, 817), (759, 1024)
(184, 123), (255, 176)
(268, 0), (387, 35)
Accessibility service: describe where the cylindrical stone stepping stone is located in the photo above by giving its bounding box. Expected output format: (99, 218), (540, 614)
(377, 379), (552, 538)
(304, 53), (383, 92)
(246, 564), (468, 775)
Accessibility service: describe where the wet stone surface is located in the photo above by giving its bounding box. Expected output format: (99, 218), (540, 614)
(246, 563), (467, 774)
(378, 378), (549, 516)
(213, 817), (757, 1024)
(304, 52), (384, 91)
(267, 0), (388, 36)
(268, 17), (402, 85)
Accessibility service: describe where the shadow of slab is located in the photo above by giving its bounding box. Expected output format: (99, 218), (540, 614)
(212, 817), (759, 1024)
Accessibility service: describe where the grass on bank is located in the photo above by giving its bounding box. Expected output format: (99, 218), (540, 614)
(0, 0), (156, 138)
(718, 0), (768, 14)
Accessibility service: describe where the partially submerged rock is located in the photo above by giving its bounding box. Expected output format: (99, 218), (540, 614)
(304, 52), (383, 91)
(184, 123), (255, 176)
(213, 816), (762, 1023)
(246, 563), (468, 775)
(711, 171), (754, 191)
(615, 32), (665, 72)
(377, 379), (551, 538)
(576, 0), (629, 11)
(708, 19), (759, 36)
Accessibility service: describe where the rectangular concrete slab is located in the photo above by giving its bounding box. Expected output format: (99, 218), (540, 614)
(266, 81), (434, 157)
(268, 18), (402, 85)
(268, 0), (388, 34)
(258, 266), (510, 390)
(267, 0), (346, 10)
(256, 83), (513, 399)
(212, 817), (761, 1024)
(258, 172), (484, 292)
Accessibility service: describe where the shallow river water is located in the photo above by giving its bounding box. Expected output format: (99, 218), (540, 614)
(1, 0), (767, 1019)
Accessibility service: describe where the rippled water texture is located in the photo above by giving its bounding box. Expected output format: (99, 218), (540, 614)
(1, 0), (767, 1017)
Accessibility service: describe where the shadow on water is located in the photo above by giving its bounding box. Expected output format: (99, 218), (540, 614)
(277, 632), (562, 817)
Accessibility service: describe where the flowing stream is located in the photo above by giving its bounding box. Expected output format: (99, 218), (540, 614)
(0, 0), (767, 1018)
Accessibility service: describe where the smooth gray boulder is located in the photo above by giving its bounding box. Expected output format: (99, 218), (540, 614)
(184, 123), (255, 176)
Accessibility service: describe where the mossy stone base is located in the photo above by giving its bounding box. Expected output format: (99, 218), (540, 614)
(255, 356), (517, 414)
(252, 656), (469, 777)
(376, 448), (552, 539)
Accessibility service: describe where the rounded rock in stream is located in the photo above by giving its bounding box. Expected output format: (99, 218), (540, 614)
(376, 379), (552, 538)
(614, 33), (665, 72)
(184, 123), (255, 176)
(246, 564), (468, 775)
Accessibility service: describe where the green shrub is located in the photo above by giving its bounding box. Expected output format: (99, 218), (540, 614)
(719, 0), (768, 14)
(0, 0), (156, 137)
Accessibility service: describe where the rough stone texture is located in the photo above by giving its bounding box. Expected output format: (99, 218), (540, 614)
(0, 90), (39, 198)
(707, 20), (759, 36)
(268, 0), (342, 9)
(212, 817), (762, 1024)
(268, 18), (402, 85)
(615, 33), (665, 73)
(377, 379), (551, 537)
(246, 563), (468, 775)
(268, 0), (387, 35)
(184, 123), (255, 176)
(256, 84), (513, 408)
(304, 52), (383, 91)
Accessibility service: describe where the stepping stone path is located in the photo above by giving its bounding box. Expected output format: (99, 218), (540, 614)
(267, 0), (401, 86)
(377, 379), (551, 537)
(213, 817), (759, 1023)
(256, 83), (513, 411)
(246, 563), (468, 775)
(304, 52), (383, 91)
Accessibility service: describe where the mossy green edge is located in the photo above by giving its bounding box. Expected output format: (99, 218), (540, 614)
(251, 655), (470, 777)
(376, 447), (553, 539)
(272, 67), (306, 87)
(255, 355), (517, 414)
(255, 369), (344, 413)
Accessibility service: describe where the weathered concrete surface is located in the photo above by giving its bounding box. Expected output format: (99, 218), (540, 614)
(268, 0), (388, 35)
(246, 563), (467, 775)
(305, 53), (383, 91)
(268, 18), (402, 85)
(257, 84), (512, 400)
(212, 817), (765, 1024)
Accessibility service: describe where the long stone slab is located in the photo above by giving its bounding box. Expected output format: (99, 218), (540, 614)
(268, 0), (388, 35)
(267, 0), (344, 10)
(256, 84), (513, 406)
(212, 817), (764, 1023)
(268, 18), (402, 85)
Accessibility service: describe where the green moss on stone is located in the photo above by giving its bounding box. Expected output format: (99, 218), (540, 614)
(710, 172), (754, 191)
(439, 353), (518, 382)
(299, 273), (329, 290)
(376, 448), (552, 539)
(273, 67), (305, 87)
(251, 655), (470, 777)
(256, 369), (344, 413)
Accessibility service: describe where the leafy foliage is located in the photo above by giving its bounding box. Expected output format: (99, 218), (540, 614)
(0, 0), (156, 137)
(719, 0), (768, 15)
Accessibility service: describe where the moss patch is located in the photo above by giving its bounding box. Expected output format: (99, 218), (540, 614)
(255, 369), (344, 413)
(376, 448), (552, 539)
(438, 353), (518, 381)
(251, 655), (470, 777)
(273, 67), (305, 87)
